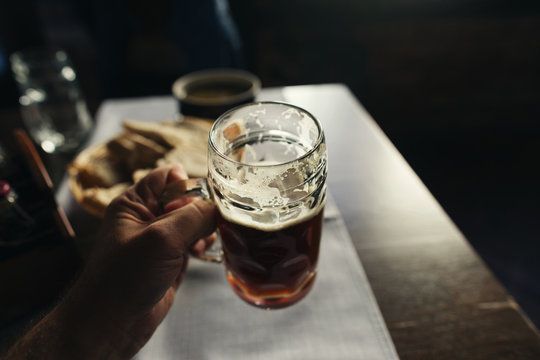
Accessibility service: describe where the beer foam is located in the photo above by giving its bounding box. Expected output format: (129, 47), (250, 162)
(216, 194), (326, 232)
(210, 158), (326, 231)
(209, 102), (327, 232)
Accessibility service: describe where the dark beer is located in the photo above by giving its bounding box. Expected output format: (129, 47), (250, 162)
(218, 208), (324, 309)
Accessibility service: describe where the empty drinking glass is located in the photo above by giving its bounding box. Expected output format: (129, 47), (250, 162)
(10, 48), (93, 153)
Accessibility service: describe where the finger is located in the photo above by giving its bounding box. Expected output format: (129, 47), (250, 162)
(189, 233), (217, 257)
(153, 199), (217, 255)
(166, 164), (188, 183)
(132, 164), (188, 217)
(163, 197), (195, 214)
(190, 239), (208, 257)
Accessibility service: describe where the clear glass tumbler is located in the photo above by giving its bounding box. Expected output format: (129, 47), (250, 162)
(10, 48), (93, 153)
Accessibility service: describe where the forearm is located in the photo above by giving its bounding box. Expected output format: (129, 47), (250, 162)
(4, 275), (135, 360)
(3, 306), (114, 360)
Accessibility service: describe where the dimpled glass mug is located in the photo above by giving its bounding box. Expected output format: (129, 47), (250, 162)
(160, 102), (327, 309)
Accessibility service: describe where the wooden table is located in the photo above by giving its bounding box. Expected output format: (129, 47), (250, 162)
(261, 84), (540, 359)
(2, 84), (540, 358)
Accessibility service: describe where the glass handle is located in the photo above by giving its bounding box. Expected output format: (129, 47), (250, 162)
(160, 178), (211, 204)
(159, 178), (223, 263)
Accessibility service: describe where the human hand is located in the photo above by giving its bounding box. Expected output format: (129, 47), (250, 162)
(74, 164), (216, 358)
(5, 164), (216, 360)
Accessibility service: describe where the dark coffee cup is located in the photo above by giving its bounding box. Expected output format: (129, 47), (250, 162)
(172, 69), (261, 119)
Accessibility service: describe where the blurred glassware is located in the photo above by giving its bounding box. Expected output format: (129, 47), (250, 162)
(0, 180), (35, 244)
(10, 48), (93, 153)
(0, 142), (7, 168)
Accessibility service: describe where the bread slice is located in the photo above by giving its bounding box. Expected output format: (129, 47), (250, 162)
(68, 117), (213, 217)
(68, 141), (129, 188)
(122, 117), (212, 149)
(157, 146), (207, 178)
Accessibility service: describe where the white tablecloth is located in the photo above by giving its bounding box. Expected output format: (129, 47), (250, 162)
(57, 94), (399, 360)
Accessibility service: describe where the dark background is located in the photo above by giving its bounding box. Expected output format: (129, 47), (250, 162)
(1, 0), (539, 328)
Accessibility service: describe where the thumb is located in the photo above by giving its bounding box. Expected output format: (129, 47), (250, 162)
(155, 199), (217, 253)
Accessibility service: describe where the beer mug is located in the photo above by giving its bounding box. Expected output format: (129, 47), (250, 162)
(160, 102), (327, 309)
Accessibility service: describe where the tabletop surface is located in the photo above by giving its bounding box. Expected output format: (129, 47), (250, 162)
(2, 84), (540, 359)
(263, 84), (540, 359)
(61, 91), (399, 360)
